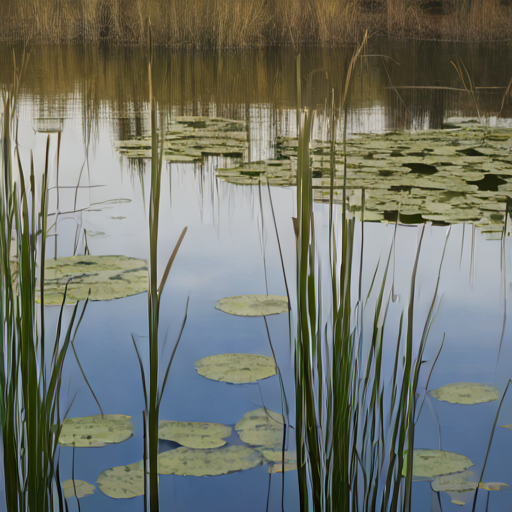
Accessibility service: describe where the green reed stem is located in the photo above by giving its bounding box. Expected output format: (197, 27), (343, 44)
(0, 61), (86, 512)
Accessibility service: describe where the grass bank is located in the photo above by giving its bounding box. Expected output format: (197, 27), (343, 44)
(0, 0), (511, 47)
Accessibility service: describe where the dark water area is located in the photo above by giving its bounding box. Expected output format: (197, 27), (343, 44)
(1, 38), (512, 512)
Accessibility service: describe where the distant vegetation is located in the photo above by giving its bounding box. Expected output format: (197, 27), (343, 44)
(0, 0), (511, 46)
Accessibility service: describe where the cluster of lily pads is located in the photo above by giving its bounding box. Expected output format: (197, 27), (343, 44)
(115, 116), (248, 164)
(409, 382), (509, 506)
(216, 120), (512, 233)
(39, 255), (149, 304)
(58, 293), (293, 501)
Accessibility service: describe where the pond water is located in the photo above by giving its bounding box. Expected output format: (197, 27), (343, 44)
(1, 38), (512, 512)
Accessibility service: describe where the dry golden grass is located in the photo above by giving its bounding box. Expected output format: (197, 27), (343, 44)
(0, 0), (511, 46)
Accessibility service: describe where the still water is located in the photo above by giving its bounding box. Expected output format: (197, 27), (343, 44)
(2, 38), (512, 511)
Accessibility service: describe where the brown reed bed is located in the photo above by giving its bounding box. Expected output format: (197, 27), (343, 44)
(0, 0), (511, 47)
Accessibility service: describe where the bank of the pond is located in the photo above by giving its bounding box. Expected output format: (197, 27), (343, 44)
(1, 0), (512, 47)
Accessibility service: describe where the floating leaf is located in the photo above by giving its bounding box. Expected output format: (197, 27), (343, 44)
(97, 464), (153, 499)
(432, 471), (478, 493)
(58, 415), (133, 447)
(262, 450), (297, 463)
(430, 383), (499, 405)
(157, 445), (263, 476)
(41, 255), (148, 305)
(62, 480), (95, 499)
(408, 449), (473, 478)
(217, 124), (512, 230)
(195, 353), (276, 384)
(235, 408), (284, 447)
(115, 116), (248, 163)
(159, 420), (232, 448)
(269, 463), (297, 473)
(431, 471), (508, 505)
(215, 294), (288, 317)
(479, 482), (509, 491)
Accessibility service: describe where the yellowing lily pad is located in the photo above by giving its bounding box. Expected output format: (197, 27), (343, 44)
(479, 482), (509, 491)
(62, 480), (95, 499)
(430, 383), (499, 404)
(97, 464), (152, 499)
(269, 463), (297, 473)
(194, 353), (276, 384)
(40, 255), (148, 305)
(431, 471), (508, 506)
(215, 295), (288, 316)
(157, 445), (263, 476)
(58, 415), (133, 447)
(235, 408), (284, 447)
(409, 449), (473, 478)
(262, 450), (297, 463)
(158, 420), (232, 448)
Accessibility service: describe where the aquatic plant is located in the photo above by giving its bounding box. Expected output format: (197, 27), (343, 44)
(293, 43), (445, 511)
(139, 46), (188, 512)
(0, 64), (87, 511)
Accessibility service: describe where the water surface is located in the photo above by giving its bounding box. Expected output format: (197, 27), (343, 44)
(1, 39), (512, 512)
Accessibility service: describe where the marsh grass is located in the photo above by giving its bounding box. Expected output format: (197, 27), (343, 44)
(294, 41), (446, 511)
(0, 61), (87, 512)
(135, 41), (188, 512)
(0, 0), (511, 46)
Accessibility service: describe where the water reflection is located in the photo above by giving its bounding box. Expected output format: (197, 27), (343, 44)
(1, 39), (512, 512)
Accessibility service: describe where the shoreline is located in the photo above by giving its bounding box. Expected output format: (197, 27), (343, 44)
(1, 1), (511, 47)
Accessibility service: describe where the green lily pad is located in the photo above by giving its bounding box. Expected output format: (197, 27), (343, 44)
(409, 449), (473, 478)
(220, 123), (512, 230)
(116, 116), (248, 163)
(430, 383), (499, 404)
(431, 471), (478, 506)
(432, 470), (478, 493)
(158, 420), (232, 448)
(62, 480), (95, 499)
(41, 255), (148, 305)
(58, 415), (133, 447)
(194, 353), (276, 384)
(97, 464), (153, 499)
(157, 445), (263, 476)
(235, 408), (284, 447)
(215, 294), (288, 316)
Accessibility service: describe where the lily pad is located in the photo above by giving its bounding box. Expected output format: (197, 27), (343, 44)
(62, 480), (95, 499)
(479, 481), (509, 491)
(97, 464), (152, 499)
(431, 471), (508, 505)
(215, 294), (288, 316)
(158, 420), (232, 448)
(430, 383), (499, 405)
(157, 445), (263, 476)
(41, 255), (148, 305)
(432, 471), (479, 492)
(269, 463), (297, 473)
(116, 116), (248, 163)
(409, 449), (473, 478)
(219, 123), (512, 231)
(262, 450), (297, 463)
(194, 353), (276, 384)
(58, 415), (133, 447)
(235, 408), (284, 447)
